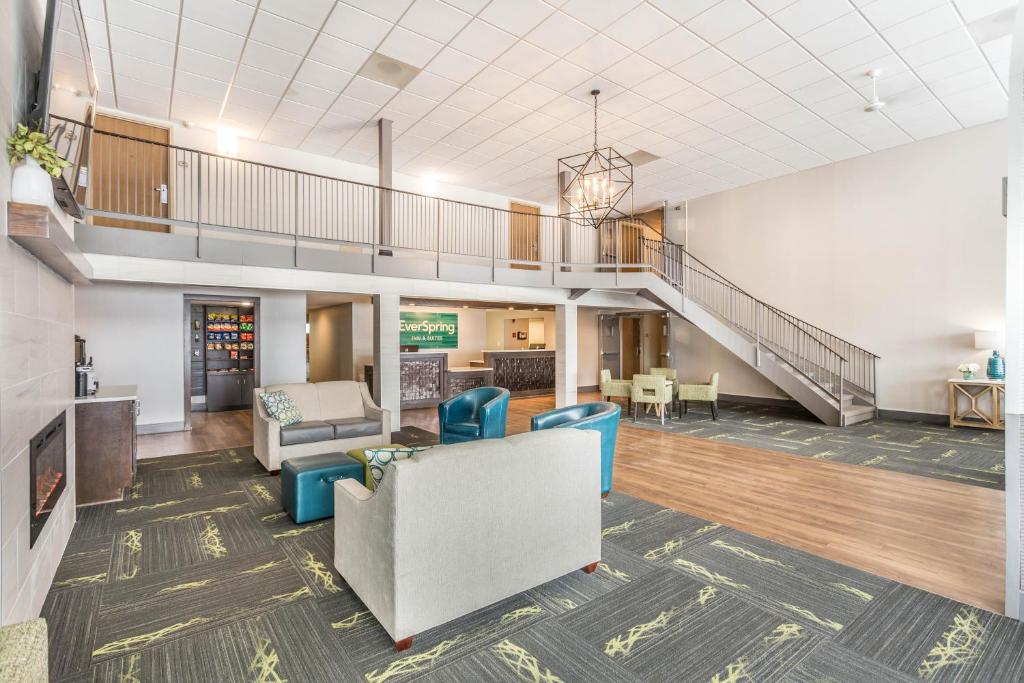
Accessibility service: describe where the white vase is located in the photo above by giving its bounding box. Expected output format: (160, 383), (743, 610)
(11, 156), (54, 207)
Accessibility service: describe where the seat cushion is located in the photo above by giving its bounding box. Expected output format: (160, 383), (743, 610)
(445, 420), (481, 436)
(327, 417), (382, 439)
(279, 420), (335, 446)
(259, 390), (303, 427)
(281, 452), (363, 523)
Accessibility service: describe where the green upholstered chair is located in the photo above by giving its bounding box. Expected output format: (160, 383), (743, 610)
(650, 367), (678, 409)
(599, 369), (632, 408)
(0, 618), (47, 682)
(678, 372), (720, 420)
(631, 374), (673, 425)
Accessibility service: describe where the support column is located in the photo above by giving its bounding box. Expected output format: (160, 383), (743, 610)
(555, 302), (578, 408)
(378, 118), (393, 248)
(373, 293), (400, 432)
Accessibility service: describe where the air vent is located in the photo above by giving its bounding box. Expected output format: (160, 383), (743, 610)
(358, 52), (421, 90)
(625, 150), (660, 166)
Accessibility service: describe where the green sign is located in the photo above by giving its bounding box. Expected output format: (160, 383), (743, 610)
(400, 312), (458, 349)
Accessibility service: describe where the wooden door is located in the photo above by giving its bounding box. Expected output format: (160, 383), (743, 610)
(90, 114), (170, 232)
(509, 202), (540, 270)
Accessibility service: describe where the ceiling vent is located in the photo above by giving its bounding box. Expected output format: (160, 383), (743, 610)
(358, 52), (421, 90)
(625, 150), (660, 166)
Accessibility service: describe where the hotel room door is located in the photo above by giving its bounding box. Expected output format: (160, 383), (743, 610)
(90, 114), (170, 232)
(510, 202), (540, 269)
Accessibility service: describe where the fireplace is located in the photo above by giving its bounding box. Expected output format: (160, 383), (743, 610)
(30, 413), (67, 547)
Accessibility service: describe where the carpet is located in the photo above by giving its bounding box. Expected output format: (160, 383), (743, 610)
(43, 444), (1023, 682)
(622, 400), (1005, 489)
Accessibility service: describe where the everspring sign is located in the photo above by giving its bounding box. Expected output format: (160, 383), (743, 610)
(399, 312), (458, 349)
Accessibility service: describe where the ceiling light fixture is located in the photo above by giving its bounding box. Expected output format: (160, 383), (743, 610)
(558, 89), (634, 230)
(864, 69), (886, 113)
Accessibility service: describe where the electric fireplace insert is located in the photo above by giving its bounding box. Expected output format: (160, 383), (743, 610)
(30, 412), (67, 547)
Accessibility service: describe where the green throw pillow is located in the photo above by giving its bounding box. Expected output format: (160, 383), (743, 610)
(363, 446), (429, 489)
(259, 390), (303, 427)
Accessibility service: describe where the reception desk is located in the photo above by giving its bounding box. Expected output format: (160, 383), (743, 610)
(398, 349), (556, 408)
(483, 350), (556, 397)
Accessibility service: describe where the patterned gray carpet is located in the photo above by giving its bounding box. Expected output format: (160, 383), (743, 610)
(45, 440), (1023, 682)
(623, 400), (1005, 489)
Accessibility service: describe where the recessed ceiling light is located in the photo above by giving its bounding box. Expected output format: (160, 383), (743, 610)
(625, 150), (660, 166)
(358, 52), (421, 90)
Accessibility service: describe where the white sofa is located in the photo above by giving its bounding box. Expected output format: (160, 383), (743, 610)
(334, 428), (601, 648)
(253, 381), (391, 472)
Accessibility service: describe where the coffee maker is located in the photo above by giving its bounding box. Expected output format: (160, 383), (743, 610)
(74, 335), (95, 397)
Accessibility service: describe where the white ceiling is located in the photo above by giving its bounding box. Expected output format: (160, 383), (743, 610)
(78, 0), (1015, 208)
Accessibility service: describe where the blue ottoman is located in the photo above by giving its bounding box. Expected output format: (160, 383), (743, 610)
(281, 452), (364, 524)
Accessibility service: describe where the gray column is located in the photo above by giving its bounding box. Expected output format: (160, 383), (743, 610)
(378, 118), (393, 247)
(1004, 6), (1024, 620)
(555, 302), (578, 407)
(373, 293), (400, 431)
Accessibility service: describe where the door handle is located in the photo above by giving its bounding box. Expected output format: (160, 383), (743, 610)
(154, 184), (168, 204)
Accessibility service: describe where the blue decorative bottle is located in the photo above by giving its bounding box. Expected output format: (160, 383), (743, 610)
(987, 351), (1005, 380)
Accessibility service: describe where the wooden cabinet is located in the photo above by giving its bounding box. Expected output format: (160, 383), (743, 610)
(76, 397), (137, 505)
(206, 372), (254, 411)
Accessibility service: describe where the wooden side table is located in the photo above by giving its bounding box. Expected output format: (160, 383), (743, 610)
(947, 378), (1005, 430)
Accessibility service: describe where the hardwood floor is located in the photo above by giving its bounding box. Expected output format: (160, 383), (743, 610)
(140, 395), (1006, 613)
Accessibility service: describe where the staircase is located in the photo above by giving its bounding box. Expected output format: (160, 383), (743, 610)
(633, 235), (878, 427)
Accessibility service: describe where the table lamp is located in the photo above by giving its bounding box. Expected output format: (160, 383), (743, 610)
(974, 331), (1006, 380)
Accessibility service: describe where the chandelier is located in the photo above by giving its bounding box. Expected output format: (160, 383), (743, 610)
(557, 89), (633, 230)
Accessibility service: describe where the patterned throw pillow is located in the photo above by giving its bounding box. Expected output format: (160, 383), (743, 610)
(259, 390), (303, 427)
(363, 447), (429, 489)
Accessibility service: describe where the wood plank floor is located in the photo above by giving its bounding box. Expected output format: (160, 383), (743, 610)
(140, 395), (1006, 613)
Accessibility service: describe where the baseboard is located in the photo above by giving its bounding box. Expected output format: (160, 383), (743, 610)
(137, 421), (186, 435)
(577, 385), (598, 393)
(718, 393), (800, 409)
(876, 409), (947, 425)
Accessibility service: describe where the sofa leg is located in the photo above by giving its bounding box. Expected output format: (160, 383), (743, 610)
(711, 401), (719, 421)
(683, 400), (688, 415)
(269, 469), (281, 477)
(582, 562), (598, 574)
(394, 637), (413, 652)
(601, 491), (609, 499)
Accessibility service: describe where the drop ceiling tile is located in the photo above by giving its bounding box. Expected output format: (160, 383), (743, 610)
(685, 0), (762, 43)
(111, 51), (173, 87)
(723, 80), (781, 108)
(221, 100), (271, 131)
(662, 85), (718, 114)
(769, 59), (832, 91)
(250, 11), (317, 54)
(539, 95), (591, 119)
(423, 104), (475, 128)
(565, 34), (631, 73)
(407, 119), (456, 140)
(953, 0), (1017, 22)
(526, 12), (597, 56)
(482, 0), (556, 37)
(480, 99), (533, 125)
(790, 75), (853, 106)
(181, 0), (255, 35)
(639, 26), (709, 68)
(561, 0), (642, 31)
(115, 72), (171, 103)
(449, 20), (517, 62)
(516, 111), (560, 134)
(108, 26), (176, 66)
(233, 64), (288, 98)
(509, 81), (561, 109)
(275, 99), (326, 125)
(329, 94), (383, 119)
(445, 86), (498, 113)
(174, 48), (237, 83)
(900, 27), (978, 67)
(460, 116), (506, 138)
(633, 70), (692, 99)
(107, 0), (181, 41)
(532, 60), (592, 93)
(745, 93), (803, 119)
(798, 13), (874, 55)
(344, 75), (399, 104)
(404, 71), (461, 100)
(174, 70), (231, 101)
(295, 60), (353, 92)
(881, 4), (961, 50)
(859, 0), (947, 29)
(171, 92), (223, 123)
(400, 0), (472, 43)
(700, 64), (761, 97)
(306, 37), (370, 79)
(647, 0), (720, 23)
(631, 103), (679, 128)
(378, 26), (443, 69)
(227, 85), (279, 112)
(718, 20), (790, 62)
(260, 0), (334, 28)
(818, 35), (890, 73)
(746, 41), (812, 78)
(426, 47), (487, 82)
(493, 42), (559, 79)
(322, 4), (392, 49)
(687, 98), (740, 125)
(928, 66), (1000, 98)
(242, 40), (304, 78)
(285, 81), (339, 109)
(603, 3), (675, 47)
(468, 65), (526, 98)
(603, 53), (663, 88)
(384, 92), (435, 118)
(178, 20), (246, 62)
(774, 0), (857, 36)
(341, 0), (414, 23)
(672, 48), (736, 83)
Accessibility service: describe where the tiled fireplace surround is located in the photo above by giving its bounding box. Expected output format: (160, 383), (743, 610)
(0, 0), (77, 625)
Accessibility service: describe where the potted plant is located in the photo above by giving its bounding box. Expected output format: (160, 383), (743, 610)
(957, 363), (980, 380)
(6, 122), (69, 206)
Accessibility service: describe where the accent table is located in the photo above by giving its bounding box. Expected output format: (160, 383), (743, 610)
(947, 378), (1005, 430)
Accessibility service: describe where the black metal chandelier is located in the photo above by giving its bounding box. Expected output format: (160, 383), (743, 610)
(557, 89), (633, 230)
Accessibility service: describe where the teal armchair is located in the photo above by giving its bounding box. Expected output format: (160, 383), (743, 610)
(678, 372), (720, 420)
(438, 386), (510, 444)
(531, 402), (621, 497)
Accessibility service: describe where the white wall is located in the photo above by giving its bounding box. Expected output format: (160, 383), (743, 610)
(684, 121), (1008, 415)
(75, 283), (306, 428)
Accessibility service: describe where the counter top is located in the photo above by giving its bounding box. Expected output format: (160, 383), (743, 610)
(75, 384), (137, 404)
(449, 366), (494, 372)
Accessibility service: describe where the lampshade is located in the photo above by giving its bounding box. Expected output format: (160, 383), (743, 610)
(974, 330), (1005, 350)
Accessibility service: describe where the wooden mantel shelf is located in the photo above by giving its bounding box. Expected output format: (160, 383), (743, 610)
(6, 202), (92, 284)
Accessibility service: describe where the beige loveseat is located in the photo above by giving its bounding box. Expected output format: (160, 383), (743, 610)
(334, 428), (601, 648)
(253, 381), (390, 472)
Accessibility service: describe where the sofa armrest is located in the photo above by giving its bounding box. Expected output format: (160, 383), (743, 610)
(252, 393), (280, 471)
(359, 384), (391, 441)
(336, 478), (373, 502)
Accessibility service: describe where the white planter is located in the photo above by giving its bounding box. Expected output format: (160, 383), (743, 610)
(11, 156), (54, 207)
